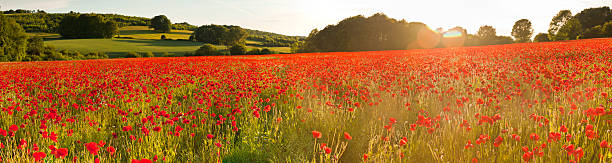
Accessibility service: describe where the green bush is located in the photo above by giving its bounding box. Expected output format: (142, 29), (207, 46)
(161, 52), (174, 57)
(194, 44), (218, 56)
(260, 48), (276, 55)
(144, 51), (155, 57)
(246, 48), (261, 55)
(229, 44), (247, 55)
(125, 52), (142, 58)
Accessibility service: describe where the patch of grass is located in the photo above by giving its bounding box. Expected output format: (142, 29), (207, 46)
(45, 38), (207, 58)
(118, 26), (193, 40)
(26, 32), (61, 39)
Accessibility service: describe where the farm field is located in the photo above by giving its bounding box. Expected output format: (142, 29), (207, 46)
(0, 38), (610, 162)
(36, 26), (291, 57)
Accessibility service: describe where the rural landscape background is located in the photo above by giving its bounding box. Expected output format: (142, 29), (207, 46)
(0, 0), (611, 162)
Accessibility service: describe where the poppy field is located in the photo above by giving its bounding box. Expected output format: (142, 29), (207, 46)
(0, 38), (611, 162)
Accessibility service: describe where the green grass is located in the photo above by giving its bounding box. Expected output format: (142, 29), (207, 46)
(118, 26), (193, 40)
(45, 38), (206, 57)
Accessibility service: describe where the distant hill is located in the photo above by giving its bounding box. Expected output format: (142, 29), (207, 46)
(5, 12), (304, 47)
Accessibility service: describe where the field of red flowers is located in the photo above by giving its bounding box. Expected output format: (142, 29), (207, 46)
(0, 38), (611, 162)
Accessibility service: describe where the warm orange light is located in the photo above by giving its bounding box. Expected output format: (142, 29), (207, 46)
(416, 27), (441, 49)
(441, 30), (465, 48)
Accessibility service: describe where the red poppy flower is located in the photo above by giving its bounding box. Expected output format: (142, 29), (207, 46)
(85, 142), (100, 155)
(56, 148), (68, 158)
(312, 131), (322, 139)
(33, 152), (46, 161)
(343, 132), (352, 140)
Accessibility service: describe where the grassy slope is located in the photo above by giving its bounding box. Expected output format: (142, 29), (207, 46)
(43, 26), (291, 57)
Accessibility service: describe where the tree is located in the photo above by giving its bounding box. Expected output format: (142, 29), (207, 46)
(533, 33), (551, 42)
(58, 14), (118, 39)
(192, 24), (229, 44)
(0, 14), (28, 61)
(150, 15), (172, 33)
(555, 18), (582, 40)
(495, 36), (514, 44)
(27, 36), (45, 55)
(602, 21), (612, 37)
(222, 26), (248, 46)
(476, 25), (497, 45)
(549, 10), (573, 37)
(192, 25), (248, 46)
(574, 6), (612, 31)
(296, 13), (432, 52)
(229, 44), (247, 55)
(512, 19), (533, 43)
(581, 26), (603, 38)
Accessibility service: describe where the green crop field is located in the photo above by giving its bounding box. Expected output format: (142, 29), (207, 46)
(41, 26), (291, 57)
(45, 38), (207, 57)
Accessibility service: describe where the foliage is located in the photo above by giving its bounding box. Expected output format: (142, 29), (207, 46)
(192, 24), (248, 46)
(548, 10), (573, 36)
(125, 52), (142, 58)
(511, 19), (533, 43)
(229, 44), (247, 55)
(297, 13), (436, 52)
(150, 15), (172, 33)
(602, 21), (612, 37)
(533, 33), (550, 42)
(246, 29), (304, 47)
(0, 14), (28, 61)
(144, 51), (155, 57)
(555, 18), (583, 40)
(26, 36), (44, 55)
(573, 6), (612, 31)
(476, 25), (497, 45)
(194, 44), (219, 56)
(581, 26), (604, 39)
(172, 22), (197, 31)
(246, 48), (261, 55)
(58, 14), (118, 39)
(6, 13), (149, 33)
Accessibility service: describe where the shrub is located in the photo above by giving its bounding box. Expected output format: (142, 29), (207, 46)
(229, 45), (247, 55)
(125, 52), (142, 58)
(194, 44), (218, 56)
(144, 51), (155, 57)
(260, 48), (276, 55)
(161, 52), (174, 57)
(246, 48), (261, 55)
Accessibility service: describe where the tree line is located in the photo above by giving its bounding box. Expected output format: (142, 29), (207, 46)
(5, 12), (149, 33)
(0, 13), (108, 62)
(294, 6), (612, 53)
(535, 6), (612, 42)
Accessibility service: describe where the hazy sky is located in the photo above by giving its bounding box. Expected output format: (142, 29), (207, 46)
(2, 0), (611, 36)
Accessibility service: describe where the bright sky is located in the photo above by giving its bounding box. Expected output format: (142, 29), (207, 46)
(2, 0), (611, 36)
